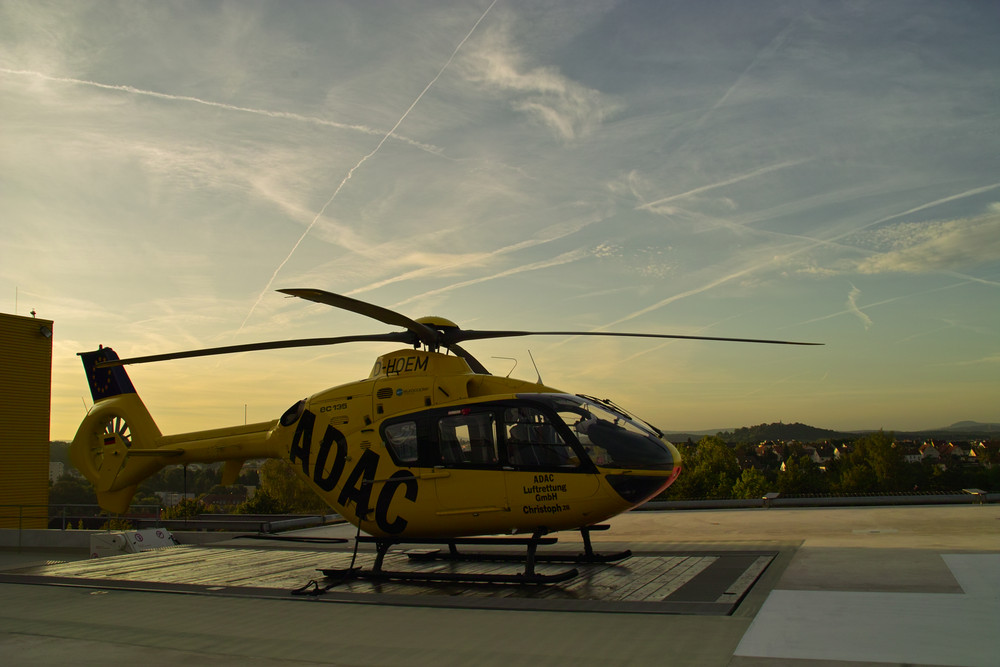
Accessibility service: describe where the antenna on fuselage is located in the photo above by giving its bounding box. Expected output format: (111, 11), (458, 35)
(528, 350), (543, 385)
(491, 356), (517, 378)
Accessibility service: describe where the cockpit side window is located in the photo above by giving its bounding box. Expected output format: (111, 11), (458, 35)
(503, 406), (581, 469)
(437, 411), (499, 467)
(383, 420), (419, 465)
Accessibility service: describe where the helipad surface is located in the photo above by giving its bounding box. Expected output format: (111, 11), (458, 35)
(2, 505), (998, 666)
(1, 541), (776, 615)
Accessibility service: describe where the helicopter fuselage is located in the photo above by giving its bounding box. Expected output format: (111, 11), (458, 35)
(271, 348), (681, 538)
(72, 346), (681, 538)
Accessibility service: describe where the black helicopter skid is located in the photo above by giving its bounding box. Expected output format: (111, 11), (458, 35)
(577, 523), (632, 563)
(406, 524), (632, 565)
(320, 531), (580, 585)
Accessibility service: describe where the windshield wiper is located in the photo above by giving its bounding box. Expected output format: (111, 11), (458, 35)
(576, 394), (664, 438)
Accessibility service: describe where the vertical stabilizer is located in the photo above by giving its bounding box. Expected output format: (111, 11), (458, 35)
(73, 347), (162, 512)
(80, 347), (136, 401)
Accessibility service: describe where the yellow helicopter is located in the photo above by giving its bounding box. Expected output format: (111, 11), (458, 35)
(72, 288), (818, 583)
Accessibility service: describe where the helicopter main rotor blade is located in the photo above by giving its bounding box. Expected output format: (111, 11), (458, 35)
(444, 330), (823, 346)
(444, 343), (490, 375)
(95, 332), (417, 368)
(278, 288), (442, 348)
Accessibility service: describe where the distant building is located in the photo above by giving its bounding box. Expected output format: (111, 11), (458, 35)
(897, 442), (922, 464)
(0, 312), (54, 528)
(201, 487), (253, 510)
(801, 445), (832, 465)
(920, 442), (942, 462)
(155, 492), (195, 507)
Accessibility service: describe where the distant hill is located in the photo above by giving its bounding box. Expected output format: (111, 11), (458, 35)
(50, 440), (71, 464)
(893, 421), (1000, 440)
(665, 422), (848, 443)
(719, 422), (845, 443)
(664, 420), (1000, 444)
(940, 421), (1000, 433)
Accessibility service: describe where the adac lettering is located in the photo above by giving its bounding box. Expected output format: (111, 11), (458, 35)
(374, 470), (417, 534)
(521, 472), (568, 511)
(289, 409), (416, 534)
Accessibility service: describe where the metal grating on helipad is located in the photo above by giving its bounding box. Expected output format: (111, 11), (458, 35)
(0, 544), (774, 615)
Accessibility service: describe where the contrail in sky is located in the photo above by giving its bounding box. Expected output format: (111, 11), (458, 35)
(664, 19), (796, 156)
(345, 213), (604, 297)
(240, 0), (499, 331)
(616, 180), (1000, 329)
(871, 181), (1000, 226)
(598, 260), (768, 331)
(790, 280), (976, 328)
(0, 67), (438, 153)
(390, 247), (591, 310)
(344, 238), (549, 298)
(635, 158), (811, 211)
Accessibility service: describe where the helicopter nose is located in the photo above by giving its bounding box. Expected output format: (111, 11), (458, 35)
(605, 470), (676, 505)
(604, 439), (682, 505)
(665, 440), (682, 485)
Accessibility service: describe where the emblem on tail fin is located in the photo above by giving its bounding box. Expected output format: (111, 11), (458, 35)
(80, 346), (136, 401)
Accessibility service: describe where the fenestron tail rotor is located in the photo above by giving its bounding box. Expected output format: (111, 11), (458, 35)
(97, 287), (821, 369)
(79, 414), (132, 473)
(102, 415), (132, 446)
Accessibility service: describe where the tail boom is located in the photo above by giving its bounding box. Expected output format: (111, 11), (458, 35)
(72, 346), (283, 513)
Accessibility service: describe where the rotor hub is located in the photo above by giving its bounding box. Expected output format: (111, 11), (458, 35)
(415, 315), (460, 331)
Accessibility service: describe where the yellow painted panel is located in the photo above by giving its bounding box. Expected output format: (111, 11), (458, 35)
(0, 313), (53, 528)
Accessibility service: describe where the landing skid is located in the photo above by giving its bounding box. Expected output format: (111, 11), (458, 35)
(407, 524), (631, 565)
(320, 530), (579, 585)
(318, 525), (627, 587)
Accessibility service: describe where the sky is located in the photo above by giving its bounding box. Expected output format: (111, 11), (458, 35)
(2, 0), (998, 440)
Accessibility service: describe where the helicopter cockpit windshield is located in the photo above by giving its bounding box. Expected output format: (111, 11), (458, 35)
(521, 394), (676, 471)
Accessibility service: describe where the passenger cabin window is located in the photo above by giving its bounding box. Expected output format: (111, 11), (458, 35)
(437, 411), (499, 466)
(504, 406), (579, 469)
(383, 420), (419, 464)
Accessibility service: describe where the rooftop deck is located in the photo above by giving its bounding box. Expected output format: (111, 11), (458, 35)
(2, 504), (998, 666)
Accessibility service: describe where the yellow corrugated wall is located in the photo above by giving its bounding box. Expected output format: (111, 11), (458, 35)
(0, 313), (53, 528)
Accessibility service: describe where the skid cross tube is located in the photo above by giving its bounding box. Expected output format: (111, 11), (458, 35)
(406, 524), (632, 565)
(320, 531), (579, 585)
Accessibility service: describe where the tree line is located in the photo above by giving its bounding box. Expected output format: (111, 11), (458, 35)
(49, 459), (329, 517)
(49, 431), (998, 516)
(662, 432), (999, 500)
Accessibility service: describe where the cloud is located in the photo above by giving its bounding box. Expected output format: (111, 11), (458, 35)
(790, 281), (975, 330)
(855, 208), (1000, 275)
(953, 354), (1000, 366)
(240, 0), (500, 329)
(846, 284), (872, 330)
(390, 246), (593, 309)
(332, 210), (609, 298)
(460, 22), (616, 140)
